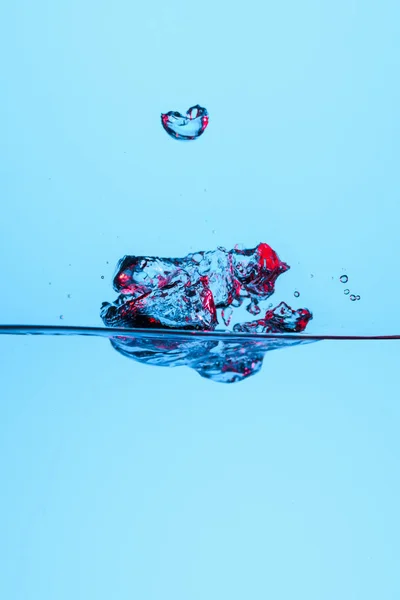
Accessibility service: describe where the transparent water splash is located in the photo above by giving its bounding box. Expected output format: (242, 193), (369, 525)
(100, 243), (313, 382)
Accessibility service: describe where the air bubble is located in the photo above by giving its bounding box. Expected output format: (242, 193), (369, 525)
(356, 295), (360, 300)
(344, 289), (350, 295)
(350, 294), (356, 301)
(294, 291), (300, 298)
(340, 275), (348, 283)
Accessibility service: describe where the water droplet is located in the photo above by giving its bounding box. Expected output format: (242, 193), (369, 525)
(294, 291), (300, 298)
(161, 105), (209, 141)
(350, 294), (356, 301)
(340, 275), (348, 283)
(344, 289), (350, 295)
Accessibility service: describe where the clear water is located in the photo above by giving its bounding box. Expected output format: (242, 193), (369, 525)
(1, 1), (400, 599)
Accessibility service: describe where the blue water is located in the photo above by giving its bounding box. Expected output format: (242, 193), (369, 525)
(1, 0), (400, 598)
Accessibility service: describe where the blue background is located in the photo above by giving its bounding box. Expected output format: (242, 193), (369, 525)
(1, 1), (400, 598)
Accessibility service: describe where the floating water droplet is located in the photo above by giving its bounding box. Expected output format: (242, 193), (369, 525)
(294, 291), (300, 298)
(350, 294), (356, 301)
(161, 105), (209, 141)
(344, 289), (350, 295)
(340, 275), (348, 283)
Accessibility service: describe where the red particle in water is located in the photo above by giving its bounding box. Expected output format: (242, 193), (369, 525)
(257, 243), (282, 271)
(157, 275), (170, 288)
(202, 288), (217, 318)
(118, 273), (129, 284)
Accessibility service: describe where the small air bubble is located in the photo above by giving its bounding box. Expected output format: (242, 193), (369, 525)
(212, 229), (216, 234)
(344, 289), (350, 295)
(294, 291), (300, 298)
(59, 315), (64, 320)
(67, 294), (71, 299)
(356, 295), (360, 300)
(340, 275), (348, 283)
(350, 294), (356, 301)
(101, 275), (104, 279)
(310, 274), (314, 278)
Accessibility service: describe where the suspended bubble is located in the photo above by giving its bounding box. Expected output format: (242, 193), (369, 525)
(294, 291), (300, 298)
(356, 295), (361, 300)
(344, 289), (350, 295)
(350, 294), (356, 301)
(161, 105), (209, 141)
(101, 275), (104, 279)
(340, 275), (348, 283)
(59, 315), (64, 320)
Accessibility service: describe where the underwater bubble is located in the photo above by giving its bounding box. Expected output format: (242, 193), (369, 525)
(101, 275), (104, 279)
(350, 294), (356, 301)
(161, 105), (209, 141)
(344, 289), (350, 295)
(340, 275), (348, 283)
(294, 291), (300, 297)
(356, 295), (360, 300)
(59, 315), (64, 320)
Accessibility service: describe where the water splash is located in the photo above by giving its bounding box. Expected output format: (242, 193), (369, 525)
(101, 243), (313, 382)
